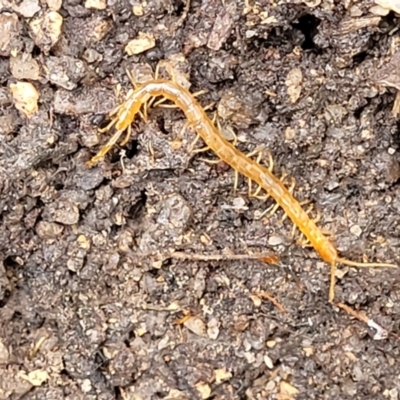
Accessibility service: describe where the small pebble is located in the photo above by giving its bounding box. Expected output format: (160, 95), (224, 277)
(268, 235), (283, 246)
(29, 11), (63, 53)
(132, 3), (144, 15)
(85, 0), (106, 9)
(125, 32), (155, 55)
(264, 354), (274, 369)
(10, 53), (41, 80)
(10, 81), (39, 117)
(0, 13), (22, 57)
(349, 224), (362, 237)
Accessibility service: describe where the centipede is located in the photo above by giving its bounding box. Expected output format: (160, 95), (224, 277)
(87, 74), (397, 302)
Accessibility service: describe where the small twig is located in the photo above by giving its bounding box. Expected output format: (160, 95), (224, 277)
(254, 290), (287, 314)
(169, 251), (279, 264)
(122, 249), (280, 266)
(336, 302), (388, 340)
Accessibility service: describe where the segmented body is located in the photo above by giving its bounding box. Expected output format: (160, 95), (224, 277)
(88, 79), (396, 301)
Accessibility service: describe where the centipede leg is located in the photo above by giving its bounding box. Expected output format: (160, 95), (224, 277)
(189, 134), (202, 152)
(256, 201), (279, 220)
(296, 234), (312, 247)
(312, 209), (321, 224)
(141, 99), (152, 122)
(126, 68), (139, 89)
(329, 262), (336, 302)
(226, 126), (238, 146)
(192, 90), (208, 98)
(153, 98), (177, 108)
(198, 157), (221, 165)
(192, 146), (211, 154)
(120, 124), (133, 146)
(290, 223), (297, 239)
(203, 103), (215, 112)
(266, 152), (274, 172)
(154, 63), (161, 80)
(267, 203), (280, 217)
(233, 170), (239, 193)
(249, 178), (262, 199)
(98, 116), (119, 133)
(248, 178), (253, 197)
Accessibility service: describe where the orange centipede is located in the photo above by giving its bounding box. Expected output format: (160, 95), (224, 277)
(87, 76), (397, 302)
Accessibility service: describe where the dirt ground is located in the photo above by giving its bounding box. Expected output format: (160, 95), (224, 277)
(1, 0), (400, 399)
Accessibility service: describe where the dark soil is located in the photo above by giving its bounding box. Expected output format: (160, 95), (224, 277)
(1, 1), (400, 399)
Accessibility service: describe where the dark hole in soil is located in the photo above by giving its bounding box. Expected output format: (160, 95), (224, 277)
(292, 13), (321, 51)
(125, 139), (139, 159)
(128, 190), (147, 219)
